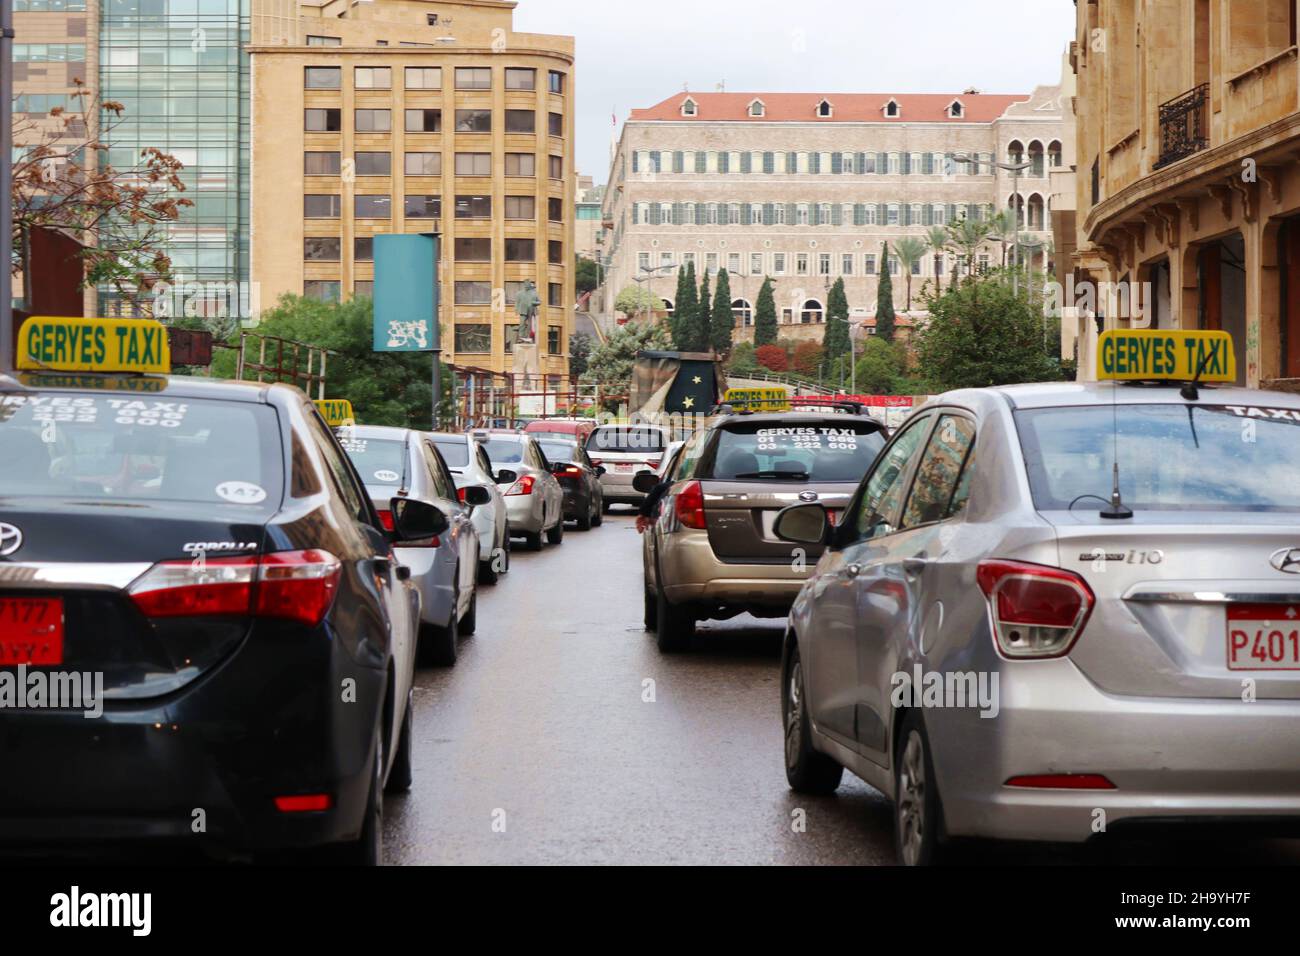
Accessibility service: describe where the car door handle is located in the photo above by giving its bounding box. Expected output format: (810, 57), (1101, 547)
(903, 557), (929, 577)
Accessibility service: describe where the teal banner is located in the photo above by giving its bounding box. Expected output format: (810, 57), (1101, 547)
(373, 233), (440, 352)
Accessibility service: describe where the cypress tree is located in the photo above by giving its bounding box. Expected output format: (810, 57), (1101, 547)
(674, 260), (699, 351)
(823, 276), (850, 365)
(671, 263), (692, 343)
(692, 268), (711, 351)
(876, 243), (897, 343)
(753, 276), (778, 347)
(710, 268), (733, 355)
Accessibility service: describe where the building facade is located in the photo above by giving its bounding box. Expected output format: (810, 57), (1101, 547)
(599, 89), (1064, 341)
(249, 0), (576, 379)
(1069, 0), (1300, 387)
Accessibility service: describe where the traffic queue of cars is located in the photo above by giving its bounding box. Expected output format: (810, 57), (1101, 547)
(637, 327), (1300, 865)
(0, 317), (608, 865)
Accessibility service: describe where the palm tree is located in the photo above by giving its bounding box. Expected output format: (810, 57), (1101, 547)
(926, 226), (950, 289)
(893, 237), (928, 311)
(945, 217), (990, 278)
(987, 209), (1015, 268)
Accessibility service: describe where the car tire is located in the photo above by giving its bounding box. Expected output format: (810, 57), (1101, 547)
(591, 499), (603, 527)
(478, 554), (499, 586)
(523, 528), (543, 551)
(644, 587), (657, 630)
(326, 728), (383, 865)
(419, 591), (459, 667)
(546, 516), (564, 545)
(460, 588), (477, 636)
(385, 689), (413, 794)
(576, 498), (593, 531)
(782, 644), (843, 795)
(654, 584), (693, 653)
(894, 711), (946, 866)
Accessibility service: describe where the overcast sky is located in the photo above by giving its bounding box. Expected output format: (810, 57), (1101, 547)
(514, 0), (1076, 185)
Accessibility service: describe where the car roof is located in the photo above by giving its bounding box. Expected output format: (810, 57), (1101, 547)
(713, 411), (885, 427)
(0, 371), (292, 404)
(427, 431), (470, 443)
(935, 381), (1300, 411)
(347, 424), (414, 440)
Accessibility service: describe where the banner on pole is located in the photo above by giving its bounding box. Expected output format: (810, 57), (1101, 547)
(373, 233), (439, 353)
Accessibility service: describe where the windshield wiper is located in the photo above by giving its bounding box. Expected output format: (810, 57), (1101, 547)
(732, 471), (811, 481)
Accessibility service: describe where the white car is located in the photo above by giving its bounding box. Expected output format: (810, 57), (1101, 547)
(429, 431), (511, 584)
(472, 431), (565, 551)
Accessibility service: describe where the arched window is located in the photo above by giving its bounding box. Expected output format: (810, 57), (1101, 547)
(731, 298), (753, 327)
(948, 99), (963, 118)
(1008, 193), (1025, 228)
(1048, 140), (1063, 168)
(1027, 193), (1045, 231)
(817, 99), (833, 118)
(1007, 139), (1025, 166)
(884, 99), (900, 118)
(681, 97), (698, 117)
(748, 99), (766, 118)
(800, 299), (824, 324)
(1028, 140), (1045, 178)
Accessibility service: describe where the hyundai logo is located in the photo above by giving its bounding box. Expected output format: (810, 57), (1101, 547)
(798, 491), (819, 503)
(1270, 548), (1300, 574)
(0, 524), (22, 558)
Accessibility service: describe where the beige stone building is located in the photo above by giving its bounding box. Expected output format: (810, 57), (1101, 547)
(1069, 0), (1300, 388)
(249, 0), (576, 380)
(599, 88), (1064, 343)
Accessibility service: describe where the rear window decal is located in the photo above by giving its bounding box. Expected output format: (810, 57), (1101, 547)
(215, 481), (267, 505)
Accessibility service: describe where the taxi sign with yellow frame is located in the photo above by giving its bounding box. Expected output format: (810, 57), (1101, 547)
(17, 316), (171, 374)
(314, 398), (356, 427)
(1097, 329), (1236, 383)
(723, 387), (791, 413)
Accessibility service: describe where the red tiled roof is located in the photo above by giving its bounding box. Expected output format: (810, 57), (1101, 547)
(629, 92), (1029, 124)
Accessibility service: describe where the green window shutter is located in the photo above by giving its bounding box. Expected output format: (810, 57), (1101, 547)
(947, 203), (958, 222)
(810, 152), (821, 174)
(631, 152), (639, 173)
(903, 205), (911, 226)
(763, 152), (774, 174)
(696, 152), (707, 173)
(922, 153), (933, 175)
(786, 203), (798, 225)
(742, 152), (753, 173)
(832, 204), (843, 226)
(763, 202), (774, 225)
(673, 151), (683, 173)
(718, 152), (729, 173)
(854, 203), (865, 226)
(902, 153), (911, 175)
(923, 205), (932, 226)
(811, 205), (820, 226)
(831, 153), (843, 174)
(877, 152), (888, 174)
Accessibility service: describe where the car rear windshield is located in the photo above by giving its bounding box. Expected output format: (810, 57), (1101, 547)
(538, 440), (579, 463)
(0, 392), (284, 507)
(339, 436), (407, 486)
(1016, 404), (1300, 512)
(587, 426), (666, 453)
(708, 421), (885, 483)
(479, 438), (525, 464)
(429, 438), (469, 468)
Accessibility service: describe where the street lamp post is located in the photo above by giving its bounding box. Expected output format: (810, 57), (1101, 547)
(949, 153), (1032, 296)
(1, 0), (16, 371)
(632, 263), (673, 328)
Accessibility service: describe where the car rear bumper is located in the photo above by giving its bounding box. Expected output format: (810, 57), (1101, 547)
(598, 471), (645, 503)
(659, 530), (807, 611)
(503, 494), (543, 534)
(929, 657), (1300, 843)
(0, 623), (384, 854)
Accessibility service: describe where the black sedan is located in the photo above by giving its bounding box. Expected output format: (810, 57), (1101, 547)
(0, 372), (433, 864)
(536, 437), (605, 531)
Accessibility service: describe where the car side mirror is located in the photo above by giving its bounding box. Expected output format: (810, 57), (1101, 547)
(773, 503), (829, 546)
(594, 465), (606, 477)
(390, 497), (448, 541)
(461, 485), (492, 508)
(632, 470), (661, 494)
(495, 469), (518, 485)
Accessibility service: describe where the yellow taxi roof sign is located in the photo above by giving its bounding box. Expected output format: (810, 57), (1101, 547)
(314, 398), (355, 427)
(1097, 329), (1236, 383)
(17, 316), (171, 374)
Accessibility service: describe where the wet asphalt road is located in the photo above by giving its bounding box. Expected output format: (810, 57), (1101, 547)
(383, 510), (1300, 866)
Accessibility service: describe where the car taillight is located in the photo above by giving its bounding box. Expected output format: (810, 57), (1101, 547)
(129, 550), (342, 627)
(1005, 774), (1115, 790)
(674, 480), (706, 530)
(646, 458), (661, 470)
(506, 475), (535, 496)
(376, 509), (395, 531)
(563, 466), (583, 478)
(456, 487), (467, 503)
(976, 559), (1094, 659)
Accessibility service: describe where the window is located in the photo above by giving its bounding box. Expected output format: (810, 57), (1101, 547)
(405, 67), (441, 89)
(12, 43), (86, 62)
(503, 110), (535, 134)
(796, 204), (810, 226)
(354, 109), (391, 133)
(773, 253), (787, 275)
(455, 67), (492, 90)
(949, 101), (963, 118)
(455, 238), (491, 262)
(405, 109), (441, 133)
(304, 195), (341, 218)
(304, 280), (341, 302)
(405, 195), (441, 218)
(354, 67), (390, 89)
(503, 281), (532, 306)
(728, 253), (741, 274)
(549, 71), (566, 94)
(548, 197), (563, 222)
(705, 253), (719, 274)
(548, 112), (564, 136)
(355, 237), (373, 261)
(304, 237), (340, 261)
(681, 98), (698, 117)
(547, 326), (561, 355)
(306, 35), (341, 46)
(817, 99), (833, 118)
(456, 110), (492, 133)
(304, 66), (340, 89)
(505, 68), (536, 90)
(456, 195), (491, 218)
(548, 283), (563, 307)
(454, 325), (491, 353)
(455, 152), (492, 176)
(842, 254), (854, 275)
(732, 299), (753, 326)
(505, 238), (535, 261)
(911, 258), (922, 276)
(749, 100), (765, 117)
(818, 253), (831, 276)
(888, 256), (900, 276)
(505, 153), (536, 177)
(354, 281), (374, 298)
(934, 255), (945, 276)
(505, 196), (536, 220)
(304, 152), (340, 175)
(750, 253), (763, 275)
(455, 281), (492, 305)
(887, 204), (900, 226)
(305, 109), (341, 132)
(853, 413), (933, 541)
(638, 252), (652, 271)
(796, 253), (809, 276)
(801, 299), (823, 324)
(404, 152), (441, 176)
(884, 99), (900, 117)
(660, 252), (675, 268)
(864, 254), (877, 275)
(549, 155), (564, 179)
(354, 195), (391, 218)
(549, 240), (564, 265)
(354, 152), (391, 176)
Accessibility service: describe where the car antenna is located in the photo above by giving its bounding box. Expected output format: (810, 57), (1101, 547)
(1100, 379), (1133, 520)
(1179, 348), (1214, 401)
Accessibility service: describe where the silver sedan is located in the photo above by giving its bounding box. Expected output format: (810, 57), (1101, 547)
(472, 431), (565, 552)
(776, 382), (1300, 864)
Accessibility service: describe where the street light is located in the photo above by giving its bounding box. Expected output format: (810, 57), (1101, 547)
(948, 152), (1033, 296)
(632, 263), (673, 327)
(1, 0), (15, 371)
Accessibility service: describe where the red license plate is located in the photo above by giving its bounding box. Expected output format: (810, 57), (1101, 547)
(1227, 604), (1300, 671)
(0, 597), (65, 665)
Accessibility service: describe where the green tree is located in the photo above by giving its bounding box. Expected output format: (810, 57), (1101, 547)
(914, 272), (1059, 391)
(685, 268), (711, 351)
(822, 276), (850, 366)
(575, 255), (600, 295)
(853, 337), (908, 394)
(753, 276), (778, 346)
(987, 209), (1015, 268)
(710, 268), (734, 355)
(671, 263), (692, 343)
(876, 244), (897, 342)
(614, 283), (658, 318)
(569, 331), (592, 377)
(946, 217), (991, 278)
(673, 260), (699, 350)
(580, 319), (672, 397)
(726, 340), (758, 376)
(894, 237), (928, 312)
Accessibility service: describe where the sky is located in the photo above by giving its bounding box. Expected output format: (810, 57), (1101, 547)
(515, 0), (1077, 186)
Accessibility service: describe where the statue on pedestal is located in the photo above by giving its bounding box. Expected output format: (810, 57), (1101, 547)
(515, 280), (540, 344)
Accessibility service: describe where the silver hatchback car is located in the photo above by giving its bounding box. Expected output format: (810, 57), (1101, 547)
(776, 380), (1300, 864)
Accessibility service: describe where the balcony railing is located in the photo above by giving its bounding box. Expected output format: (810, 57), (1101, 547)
(1155, 83), (1209, 169)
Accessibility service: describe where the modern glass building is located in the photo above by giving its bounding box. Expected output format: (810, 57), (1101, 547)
(98, 0), (250, 314)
